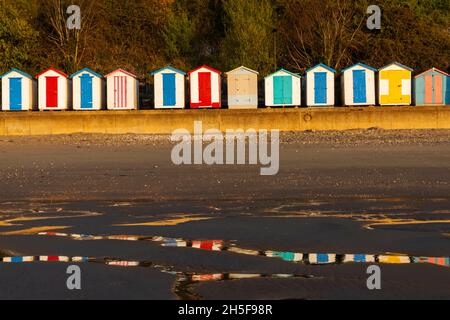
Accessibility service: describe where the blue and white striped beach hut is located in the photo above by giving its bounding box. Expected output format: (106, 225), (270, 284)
(151, 66), (186, 109)
(306, 63), (336, 107)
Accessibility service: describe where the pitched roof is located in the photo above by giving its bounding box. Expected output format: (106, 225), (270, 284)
(150, 65), (186, 76)
(415, 67), (450, 78)
(379, 62), (413, 72)
(70, 68), (103, 79)
(188, 65), (221, 75)
(0, 68), (33, 79)
(341, 62), (377, 73)
(226, 66), (259, 75)
(104, 69), (137, 78)
(35, 67), (68, 79)
(306, 63), (336, 74)
(265, 68), (301, 79)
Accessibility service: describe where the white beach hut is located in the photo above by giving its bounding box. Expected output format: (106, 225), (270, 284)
(36, 68), (70, 111)
(306, 63), (336, 107)
(1, 68), (36, 111)
(340, 63), (377, 106)
(70, 68), (105, 111)
(264, 69), (301, 107)
(105, 69), (139, 110)
(150, 66), (186, 109)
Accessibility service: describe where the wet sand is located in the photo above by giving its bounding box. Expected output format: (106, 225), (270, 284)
(0, 130), (449, 299)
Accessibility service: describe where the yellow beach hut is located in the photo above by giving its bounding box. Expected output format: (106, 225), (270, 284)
(378, 62), (413, 106)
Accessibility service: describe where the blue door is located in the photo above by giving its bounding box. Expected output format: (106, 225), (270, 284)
(353, 70), (367, 103)
(273, 76), (292, 105)
(314, 73), (327, 104)
(163, 73), (176, 107)
(9, 78), (22, 111)
(80, 74), (93, 109)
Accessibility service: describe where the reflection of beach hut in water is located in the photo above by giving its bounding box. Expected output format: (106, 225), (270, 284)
(308, 253), (336, 264)
(105, 69), (139, 110)
(188, 65), (221, 109)
(340, 63), (377, 106)
(343, 254), (376, 263)
(0, 68), (36, 111)
(414, 68), (450, 106)
(265, 251), (303, 262)
(150, 66), (186, 109)
(306, 63), (336, 107)
(226, 66), (259, 109)
(36, 68), (70, 111)
(264, 69), (301, 107)
(378, 62), (413, 106)
(70, 68), (104, 110)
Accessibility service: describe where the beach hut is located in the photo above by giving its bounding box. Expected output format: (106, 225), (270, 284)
(36, 68), (70, 111)
(150, 66), (186, 109)
(308, 253), (337, 265)
(340, 63), (377, 106)
(306, 63), (336, 107)
(379, 62), (413, 106)
(105, 69), (139, 110)
(226, 66), (259, 109)
(0, 68), (36, 111)
(265, 69), (301, 107)
(188, 65), (221, 109)
(415, 68), (450, 106)
(70, 68), (104, 111)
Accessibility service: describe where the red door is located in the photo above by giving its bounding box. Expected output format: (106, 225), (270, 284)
(46, 77), (58, 108)
(198, 72), (212, 106)
(114, 76), (127, 108)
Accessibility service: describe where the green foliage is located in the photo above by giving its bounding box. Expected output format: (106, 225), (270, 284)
(221, 0), (275, 74)
(0, 0), (448, 77)
(0, 2), (38, 74)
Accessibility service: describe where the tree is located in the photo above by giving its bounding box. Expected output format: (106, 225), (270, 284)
(36, 0), (98, 73)
(220, 0), (275, 74)
(278, 0), (367, 72)
(0, 1), (38, 73)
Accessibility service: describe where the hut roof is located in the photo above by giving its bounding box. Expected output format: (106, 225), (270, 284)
(188, 65), (221, 75)
(70, 68), (103, 79)
(0, 68), (33, 79)
(35, 67), (68, 79)
(265, 68), (301, 79)
(104, 69), (137, 78)
(379, 62), (413, 72)
(150, 66), (186, 76)
(306, 63), (336, 74)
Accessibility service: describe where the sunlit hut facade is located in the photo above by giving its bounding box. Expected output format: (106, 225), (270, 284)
(105, 69), (139, 110)
(414, 68), (450, 106)
(188, 65), (221, 109)
(0, 68), (36, 111)
(306, 63), (336, 107)
(36, 68), (70, 111)
(340, 63), (377, 106)
(226, 66), (259, 109)
(150, 66), (186, 109)
(70, 68), (104, 111)
(378, 62), (413, 106)
(264, 69), (301, 107)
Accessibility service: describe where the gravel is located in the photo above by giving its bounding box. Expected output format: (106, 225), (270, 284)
(0, 129), (449, 148)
